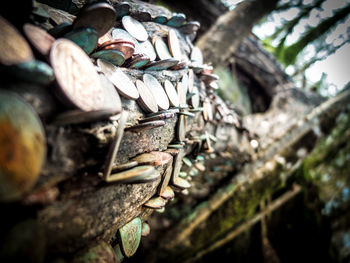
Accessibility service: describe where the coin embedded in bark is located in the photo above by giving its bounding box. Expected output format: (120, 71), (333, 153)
(115, 1), (131, 19)
(191, 46), (203, 65)
(0, 91), (46, 202)
(177, 115), (186, 142)
(168, 29), (182, 60)
(173, 177), (191, 189)
(52, 109), (118, 125)
(139, 40), (156, 61)
(50, 39), (104, 111)
(180, 21), (200, 34)
(140, 112), (174, 123)
(118, 217), (142, 257)
(145, 58), (179, 71)
(154, 15), (168, 24)
(167, 13), (186, 27)
(99, 73), (122, 113)
(112, 161), (138, 173)
(23, 23), (55, 57)
(132, 153), (157, 165)
(107, 165), (159, 183)
(141, 222), (151, 237)
(188, 69), (194, 93)
(143, 196), (167, 209)
(98, 59), (139, 100)
(161, 186), (175, 200)
(73, 2), (116, 37)
(158, 165), (173, 196)
(111, 28), (137, 47)
(182, 73), (189, 94)
(176, 82), (187, 107)
(0, 16), (34, 65)
(114, 244), (125, 263)
(125, 54), (150, 68)
(203, 98), (213, 121)
(92, 49), (125, 66)
(164, 80), (179, 107)
(125, 120), (165, 132)
(143, 74), (169, 110)
(154, 37), (172, 60)
(122, 16), (148, 42)
(191, 84), (200, 109)
(102, 41), (135, 60)
(64, 27), (98, 54)
(135, 79), (158, 113)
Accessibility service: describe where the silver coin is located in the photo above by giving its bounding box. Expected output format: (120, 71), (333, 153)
(154, 37), (172, 60)
(122, 16), (148, 42)
(139, 40), (156, 61)
(143, 74), (169, 110)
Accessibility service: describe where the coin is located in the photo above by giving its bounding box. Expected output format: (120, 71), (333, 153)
(113, 244), (125, 263)
(111, 28), (136, 45)
(191, 46), (203, 65)
(154, 37), (172, 60)
(143, 196), (167, 209)
(188, 69), (194, 93)
(200, 73), (219, 84)
(149, 151), (172, 166)
(173, 177), (191, 189)
(48, 22), (73, 38)
(147, 108), (179, 117)
(139, 40), (156, 61)
(126, 120), (165, 132)
(167, 13), (186, 27)
(161, 186), (175, 200)
(139, 112), (174, 123)
(171, 61), (189, 70)
(168, 29), (182, 60)
(107, 165), (160, 183)
(52, 109), (118, 125)
(50, 39), (104, 111)
(98, 59), (139, 100)
(125, 54), (150, 69)
(132, 153), (157, 165)
(0, 91), (46, 202)
(143, 74), (169, 110)
(145, 58), (179, 71)
(176, 82), (187, 107)
(135, 80), (158, 113)
(0, 16), (34, 66)
(112, 161), (138, 173)
(167, 144), (184, 149)
(182, 73), (189, 94)
(191, 84), (200, 108)
(118, 217), (142, 257)
(154, 15), (168, 24)
(203, 98), (213, 121)
(164, 80), (180, 107)
(73, 2), (116, 37)
(115, 2), (131, 20)
(97, 30), (113, 46)
(122, 16), (148, 42)
(92, 49), (125, 66)
(102, 42), (135, 60)
(158, 164), (172, 196)
(23, 23), (55, 57)
(180, 21), (200, 34)
(99, 73), (122, 113)
(177, 115), (186, 142)
(64, 27), (98, 54)
(141, 222), (151, 237)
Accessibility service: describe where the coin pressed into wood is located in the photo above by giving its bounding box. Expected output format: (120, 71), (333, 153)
(98, 59), (139, 100)
(161, 185), (175, 200)
(73, 2), (116, 37)
(113, 244), (125, 263)
(176, 82), (187, 107)
(139, 40), (156, 61)
(64, 27), (98, 54)
(92, 49), (125, 66)
(125, 120), (165, 132)
(99, 73), (122, 113)
(167, 13), (186, 27)
(23, 23), (55, 57)
(125, 54), (150, 69)
(168, 29), (182, 60)
(0, 16), (34, 66)
(143, 196), (167, 209)
(135, 79), (158, 113)
(50, 39), (104, 111)
(139, 112), (174, 123)
(173, 177), (191, 189)
(143, 74), (169, 110)
(163, 80), (180, 107)
(132, 153), (157, 165)
(52, 109), (118, 125)
(122, 16), (148, 42)
(141, 222), (151, 237)
(111, 161), (138, 173)
(106, 165), (160, 184)
(154, 37), (172, 60)
(118, 217), (142, 258)
(158, 164), (173, 196)
(145, 58), (179, 71)
(191, 46), (203, 65)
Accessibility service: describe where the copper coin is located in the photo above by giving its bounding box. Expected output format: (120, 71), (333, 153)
(0, 16), (34, 66)
(145, 58), (179, 71)
(118, 217), (142, 258)
(73, 2), (116, 37)
(107, 165), (159, 183)
(23, 23), (55, 57)
(97, 59), (139, 100)
(143, 196), (167, 209)
(191, 46), (203, 64)
(139, 40), (156, 61)
(154, 37), (172, 60)
(125, 55), (150, 69)
(135, 80), (158, 113)
(143, 74), (169, 110)
(161, 186), (175, 200)
(102, 42), (135, 60)
(125, 120), (165, 132)
(168, 29), (182, 60)
(122, 16), (148, 42)
(164, 80), (179, 107)
(92, 50), (125, 66)
(50, 39), (104, 111)
(176, 82), (187, 107)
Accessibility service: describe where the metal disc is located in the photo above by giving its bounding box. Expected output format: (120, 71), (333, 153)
(154, 37), (172, 60)
(112, 161), (138, 173)
(143, 74), (169, 110)
(73, 2), (116, 37)
(158, 165), (173, 196)
(167, 13), (186, 28)
(132, 153), (157, 165)
(180, 21), (200, 34)
(122, 16), (148, 42)
(168, 29), (182, 60)
(64, 27), (98, 54)
(125, 120), (165, 132)
(118, 217), (142, 257)
(145, 58), (179, 71)
(0, 16), (34, 66)
(141, 222), (151, 237)
(161, 185), (175, 200)
(0, 91), (46, 202)
(164, 80), (180, 107)
(176, 115), (186, 142)
(172, 177), (191, 189)
(98, 59), (139, 100)
(126, 55), (150, 69)
(176, 82), (187, 107)
(50, 39), (104, 111)
(139, 40), (156, 61)
(52, 109), (118, 125)
(99, 73), (122, 113)
(23, 23), (55, 57)
(135, 80), (158, 113)
(107, 165), (159, 183)
(143, 196), (167, 209)
(191, 46), (203, 65)
(91, 49), (125, 66)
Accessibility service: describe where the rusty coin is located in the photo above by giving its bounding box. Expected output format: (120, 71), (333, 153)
(122, 16), (148, 42)
(50, 39), (104, 111)
(135, 79), (158, 113)
(118, 217), (142, 257)
(23, 23), (55, 57)
(143, 74), (169, 110)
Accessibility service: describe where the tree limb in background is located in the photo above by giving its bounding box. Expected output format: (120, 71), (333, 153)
(195, 0), (279, 67)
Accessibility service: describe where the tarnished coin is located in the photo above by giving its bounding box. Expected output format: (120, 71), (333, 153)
(97, 30), (113, 46)
(125, 55), (150, 69)
(145, 58), (179, 71)
(173, 177), (191, 189)
(52, 109), (118, 125)
(102, 42), (135, 60)
(140, 112), (174, 123)
(191, 46), (203, 65)
(112, 161), (138, 173)
(126, 120), (165, 132)
(115, 1), (131, 20)
(111, 28), (136, 45)
(98, 59), (139, 100)
(182, 73), (189, 94)
(180, 21), (200, 34)
(200, 73), (219, 84)
(139, 40), (156, 61)
(143, 74), (169, 110)
(48, 22), (73, 38)
(158, 164), (173, 196)
(168, 29), (182, 60)
(0, 91), (46, 202)
(164, 80), (180, 107)
(135, 79), (158, 113)
(23, 23), (55, 57)
(107, 166), (160, 183)
(161, 186), (175, 200)
(71, 240), (116, 263)
(73, 2), (116, 37)
(203, 98), (213, 121)
(122, 16), (148, 42)
(141, 222), (151, 237)
(149, 151), (172, 166)
(0, 16), (34, 65)
(176, 82), (187, 107)
(167, 13), (186, 28)
(154, 37), (172, 60)
(113, 244), (125, 263)
(143, 196), (167, 209)
(92, 49), (125, 66)
(50, 39), (104, 111)
(154, 15), (168, 24)
(64, 27), (98, 54)
(118, 217), (142, 258)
